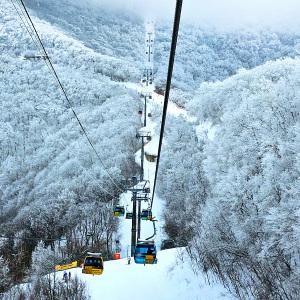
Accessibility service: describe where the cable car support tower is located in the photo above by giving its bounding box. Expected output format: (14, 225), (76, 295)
(125, 0), (183, 259)
(127, 21), (156, 256)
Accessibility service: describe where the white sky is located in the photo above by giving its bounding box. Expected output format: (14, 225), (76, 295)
(78, 0), (300, 30)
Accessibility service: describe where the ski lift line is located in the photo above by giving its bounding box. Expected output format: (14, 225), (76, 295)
(16, 0), (47, 57)
(10, 0), (59, 91)
(10, 0), (52, 70)
(13, 0), (51, 67)
(10, 0), (58, 111)
(151, 0), (183, 209)
(10, 0), (41, 50)
(85, 173), (117, 199)
(11, 0), (116, 198)
(18, 0), (124, 193)
(16, 0), (125, 194)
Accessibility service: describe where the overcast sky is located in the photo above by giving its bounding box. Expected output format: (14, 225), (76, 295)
(79, 0), (300, 30)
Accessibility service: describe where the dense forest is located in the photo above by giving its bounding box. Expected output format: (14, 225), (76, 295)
(158, 58), (300, 299)
(1, 0), (299, 299)
(0, 0), (141, 291)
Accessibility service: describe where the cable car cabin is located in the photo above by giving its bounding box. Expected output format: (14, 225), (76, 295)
(126, 212), (133, 219)
(134, 241), (157, 265)
(113, 206), (125, 217)
(145, 153), (157, 163)
(138, 110), (143, 115)
(148, 112), (152, 117)
(82, 253), (103, 275)
(141, 209), (152, 220)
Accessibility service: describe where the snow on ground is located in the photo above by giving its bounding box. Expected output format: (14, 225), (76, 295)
(118, 83), (164, 255)
(68, 248), (233, 300)
(5, 62), (233, 300)
(115, 26), (227, 299)
(119, 76), (193, 254)
(111, 82), (234, 300)
(119, 80), (214, 253)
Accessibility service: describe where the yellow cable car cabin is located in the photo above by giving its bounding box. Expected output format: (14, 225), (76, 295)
(82, 252), (104, 275)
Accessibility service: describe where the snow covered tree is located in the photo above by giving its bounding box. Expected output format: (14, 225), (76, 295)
(186, 57), (300, 299)
(158, 117), (209, 246)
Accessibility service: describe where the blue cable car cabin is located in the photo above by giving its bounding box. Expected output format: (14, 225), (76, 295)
(141, 209), (152, 220)
(134, 241), (157, 265)
(113, 206), (125, 217)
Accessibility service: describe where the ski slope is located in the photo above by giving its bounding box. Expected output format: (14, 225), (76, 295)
(118, 81), (164, 256)
(110, 80), (234, 300)
(118, 76), (191, 255)
(64, 248), (233, 300)
(119, 74), (210, 252)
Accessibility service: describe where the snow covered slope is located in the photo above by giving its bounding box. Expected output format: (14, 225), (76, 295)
(65, 249), (233, 300)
